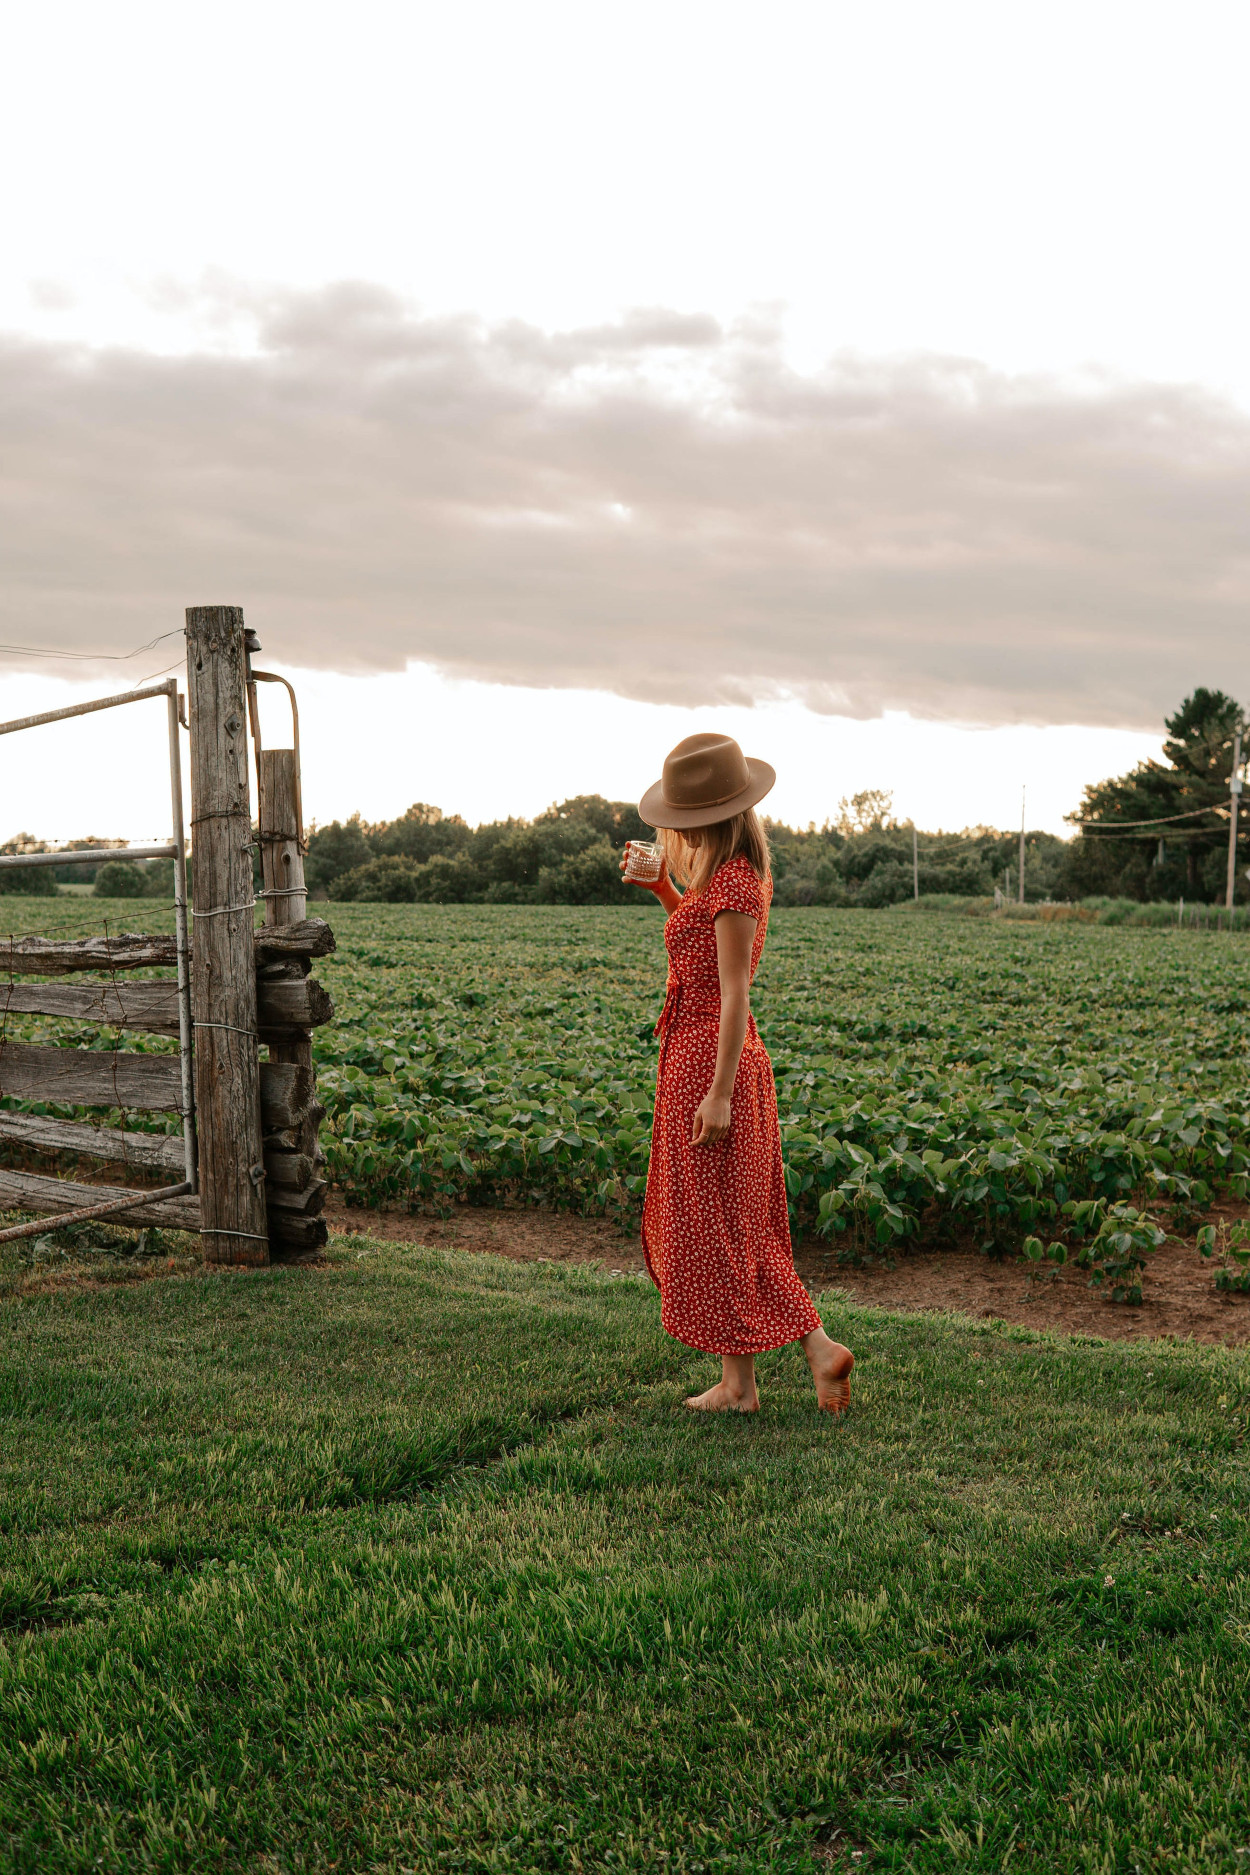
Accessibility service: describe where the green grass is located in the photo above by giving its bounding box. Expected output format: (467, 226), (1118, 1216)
(4, 1239), (1250, 1873)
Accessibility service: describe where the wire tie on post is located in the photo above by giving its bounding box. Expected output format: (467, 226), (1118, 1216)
(193, 900), (257, 918)
(193, 1021), (259, 1040)
(206, 1228), (271, 1242)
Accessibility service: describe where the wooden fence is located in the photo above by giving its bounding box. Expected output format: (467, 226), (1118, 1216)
(0, 605), (333, 1264)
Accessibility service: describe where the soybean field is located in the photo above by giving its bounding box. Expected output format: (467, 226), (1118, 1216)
(5, 899), (1249, 1258)
(312, 905), (1250, 1259)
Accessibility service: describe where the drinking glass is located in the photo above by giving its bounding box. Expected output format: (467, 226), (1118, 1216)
(624, 840), (663, 883)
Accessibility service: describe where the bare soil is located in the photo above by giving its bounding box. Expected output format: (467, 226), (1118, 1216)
(324, 1196), (1250, 1346)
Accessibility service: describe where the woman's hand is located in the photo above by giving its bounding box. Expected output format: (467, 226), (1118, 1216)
(619, 842), (671, 897)
(691, 1091), (732, 1146)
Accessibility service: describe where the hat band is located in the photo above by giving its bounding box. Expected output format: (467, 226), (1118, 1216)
(665, 775), (751, 810)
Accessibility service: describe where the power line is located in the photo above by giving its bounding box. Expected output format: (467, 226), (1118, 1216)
(0, 629), (181, 663)
(1081, 826), (1247, 842)
(1077, 805), (1226, 829)
(126, 657), (184, 689)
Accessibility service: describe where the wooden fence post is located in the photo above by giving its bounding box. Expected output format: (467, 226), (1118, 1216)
(186, 605), (269, 1266)
(255, 743), (328, 1255)
(258, 751), (308, 927)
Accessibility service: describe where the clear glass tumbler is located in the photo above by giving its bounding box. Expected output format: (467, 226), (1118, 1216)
(623, 840), (663, 884)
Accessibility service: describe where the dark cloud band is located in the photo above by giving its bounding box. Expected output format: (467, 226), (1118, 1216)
(4, 284), (1247, 726)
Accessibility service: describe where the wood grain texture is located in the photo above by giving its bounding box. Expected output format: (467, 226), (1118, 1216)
(266, 1211), (328, 1251)
(0, 933), (177, 977)
(0, 918), (336, 978)
(256, 977), (334, 1040)
(0, 980), (180, 1033)
(0, 1167), (201, 1231)
(259, 1061), (316, 1130)
(267, 1180), (327, 1216)
(0, 975), (332, 1037)
(187, 606), (269, 1266)
(264, 1151), (319, 1190)
(256, 741), (330, 1258)
(0, 1041), (183, 1110)
(254, 918), (335, 965)
(0, 1112), (185, 1174)
(263, 1103), (326, 1154)
(258, 749), (308, 926)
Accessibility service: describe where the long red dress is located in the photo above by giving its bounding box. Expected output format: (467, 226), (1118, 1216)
(641, 853), (823, 1356)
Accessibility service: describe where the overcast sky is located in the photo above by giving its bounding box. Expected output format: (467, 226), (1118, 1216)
(2, 0), (1247, 837)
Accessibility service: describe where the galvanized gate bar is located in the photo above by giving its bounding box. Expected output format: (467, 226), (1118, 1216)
(0, 844), (177, 870)
(0, 672), (197, 1194)
(0, 681), (177, 737)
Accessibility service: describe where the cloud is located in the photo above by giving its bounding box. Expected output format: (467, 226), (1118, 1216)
(3, 282), (1248, 726)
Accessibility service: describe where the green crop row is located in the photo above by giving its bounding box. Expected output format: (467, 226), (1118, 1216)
(3, 901), (1249, 1262)
(305, 905), (1250, 1256)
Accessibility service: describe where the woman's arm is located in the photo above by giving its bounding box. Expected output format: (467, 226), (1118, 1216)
(619, 845), (683, 914)
(691, 910), (756, 1146)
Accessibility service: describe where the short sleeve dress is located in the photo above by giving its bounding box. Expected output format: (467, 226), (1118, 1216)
(641, 853), (823, 1356)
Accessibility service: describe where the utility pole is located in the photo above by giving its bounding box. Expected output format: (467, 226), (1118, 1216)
(912, 823), (919, 901)
(1018, 786), (1026, 904)
(1226, 728), (1243, 910)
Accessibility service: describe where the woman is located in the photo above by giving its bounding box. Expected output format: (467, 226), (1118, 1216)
(622, 732), (854, 1415)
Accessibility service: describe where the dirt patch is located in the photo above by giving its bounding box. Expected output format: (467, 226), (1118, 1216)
(324, 1197), (1250, 1345)
(327, 1198), (634, 1267)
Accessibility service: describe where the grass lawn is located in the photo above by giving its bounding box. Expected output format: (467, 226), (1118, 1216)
(3, 1239), (1250, 1873)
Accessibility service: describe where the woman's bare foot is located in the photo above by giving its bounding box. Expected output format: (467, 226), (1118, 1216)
(684, 1379), (759, 1413)
(686, 1352), (758, 1412)
(801, 1326), (855, 1414)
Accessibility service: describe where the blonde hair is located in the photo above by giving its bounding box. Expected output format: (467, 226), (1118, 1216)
(657, 809), (770, 898)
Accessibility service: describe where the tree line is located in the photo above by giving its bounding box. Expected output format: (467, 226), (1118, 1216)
(298, 687), (1249, 907)
(3, 688), (1245, 906)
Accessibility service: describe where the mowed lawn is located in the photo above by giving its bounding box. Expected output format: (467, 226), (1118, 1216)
(3, 1241), (1250, 1874)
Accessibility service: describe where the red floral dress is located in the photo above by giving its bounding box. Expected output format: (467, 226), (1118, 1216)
(641, 854), (823, 1356)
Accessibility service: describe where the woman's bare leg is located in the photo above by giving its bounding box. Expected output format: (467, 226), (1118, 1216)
(685, 1353), (759, 1413)
(801, 1325), (854, 1414)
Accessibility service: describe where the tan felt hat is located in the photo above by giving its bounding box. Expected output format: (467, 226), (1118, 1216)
(638, 733), (776, 830)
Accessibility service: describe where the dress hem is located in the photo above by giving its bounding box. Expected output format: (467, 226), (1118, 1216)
(662, 1317), (822, 1359)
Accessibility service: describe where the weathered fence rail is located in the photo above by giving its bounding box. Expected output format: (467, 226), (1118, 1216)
(0, 1170), (203, 1234)
(1, 959), (330, 1035)
(0, 920), (334, 978)
(0, 1043), (184, 1110)
(0, 606), (334, 1264)
(0, 1113), (186, 1174)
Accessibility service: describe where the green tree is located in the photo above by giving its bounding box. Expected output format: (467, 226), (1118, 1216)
(0, 835), (57, 897)
(834, 789), (895, 836)
(143, 858), (176, 898)
(534, 838), (629, 904)
(1065, 688), (1247, 901)
(371, 803), (471, 865)
(305, 815), (374, 893)
(94, 861), (149, 898)
(51, 837), (125, 885)
(535, 796), (651, 847)
(333, 856), (422, 902)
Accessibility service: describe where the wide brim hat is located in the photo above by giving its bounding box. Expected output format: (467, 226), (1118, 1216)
(639, 732), (776, 831)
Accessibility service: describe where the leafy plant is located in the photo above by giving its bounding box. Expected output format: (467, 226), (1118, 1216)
(1198, 1218), (1250, 1292)
(1064, 1200), (1166, 1304)
(1021, 1233), (1067, 1271)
